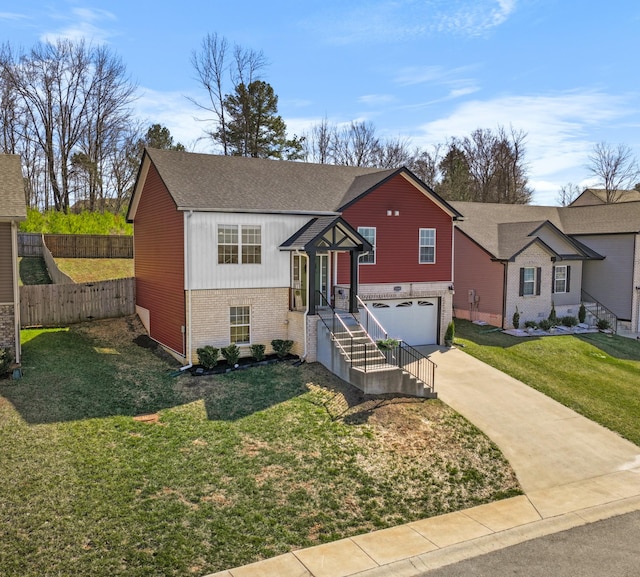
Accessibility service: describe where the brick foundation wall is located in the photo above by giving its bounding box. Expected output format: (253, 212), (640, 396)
(188, 288), (294, 364)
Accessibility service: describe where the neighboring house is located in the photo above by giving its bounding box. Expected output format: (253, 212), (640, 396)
(127, 149), (462, 383)
(0, 155), (26, 365)
(451, 201), (640, 334)
(570, 188), (640, 206)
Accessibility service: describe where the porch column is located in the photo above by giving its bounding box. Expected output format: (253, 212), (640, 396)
(349, 250), (359, 313)
(308, 248), (317, 315)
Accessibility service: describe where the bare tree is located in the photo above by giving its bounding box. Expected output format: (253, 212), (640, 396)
(0, 39), (137, 212)
(408, 144), (442, 189)
(189, 33), (267, 154)
(587, 142), (640, 203)
(373, 135), (414, 169)
(557, 182), (582, 206)
(303, 116), (334, 164)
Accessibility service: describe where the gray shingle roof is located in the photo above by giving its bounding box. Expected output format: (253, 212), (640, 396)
(451, 200), (640, 259)
(144, 148), (393, 214)
(0, 155), (26, 221)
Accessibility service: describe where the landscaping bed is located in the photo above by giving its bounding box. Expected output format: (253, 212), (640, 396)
(0, 316), (521, 577)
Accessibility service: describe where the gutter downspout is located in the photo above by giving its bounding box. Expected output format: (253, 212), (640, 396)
(180, 211), (194, 371)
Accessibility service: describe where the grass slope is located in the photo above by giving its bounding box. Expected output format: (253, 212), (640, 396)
(55, 258), (134, 282)
(0, 317), (520, 577)
(456, 319), (640, 446)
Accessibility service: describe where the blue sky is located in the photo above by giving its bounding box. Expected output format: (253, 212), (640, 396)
(2, 0), (640, 205)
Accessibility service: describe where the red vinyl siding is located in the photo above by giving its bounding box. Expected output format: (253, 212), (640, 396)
(133, 163), (185, 355)
(453, 229), (504, 321)
(337, 175), (454, 284)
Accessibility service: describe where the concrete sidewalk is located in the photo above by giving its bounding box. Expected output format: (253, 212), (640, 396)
(207, 347), (640, 577)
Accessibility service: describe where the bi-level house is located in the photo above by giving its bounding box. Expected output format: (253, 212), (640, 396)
(127, 149), (463, 396)
(451, 200), (640, 334)
(0, 155), (26, 365)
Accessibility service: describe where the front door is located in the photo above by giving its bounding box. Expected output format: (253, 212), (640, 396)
(315, 254), (329, 305)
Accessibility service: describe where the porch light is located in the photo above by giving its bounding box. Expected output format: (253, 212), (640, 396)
(387, 210), (392, 216)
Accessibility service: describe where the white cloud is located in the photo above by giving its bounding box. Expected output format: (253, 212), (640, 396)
(412, 90), (633, 204)
(359, 94), (395, 105)
(41, 8), (117, 45)
(134, 89), (212, 152)
(0, 12), (27, 21)
(314, 0), (517, 45)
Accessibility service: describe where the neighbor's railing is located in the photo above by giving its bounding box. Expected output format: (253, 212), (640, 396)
(581, 289), (618, 333)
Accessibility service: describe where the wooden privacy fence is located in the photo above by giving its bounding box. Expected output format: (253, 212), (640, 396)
(42, 234), (133, 258)
(20, 278), (135, 328)
(18, 233), (133, 258)
(18, 233), (43, 256)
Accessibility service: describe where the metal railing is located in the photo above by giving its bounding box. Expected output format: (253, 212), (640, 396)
(581, 290), (618, 333)
(317, 290), (436, 393)
(355, 295), (388, 344)
(382, 342), (436, 392)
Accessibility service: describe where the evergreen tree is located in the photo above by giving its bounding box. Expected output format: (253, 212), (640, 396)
(219, 80), (303, 159)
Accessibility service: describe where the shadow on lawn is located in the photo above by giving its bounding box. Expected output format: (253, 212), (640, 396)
(455, 319), (541, 349)
(576, 332), (640, 361)
(1, 323), (311, 425)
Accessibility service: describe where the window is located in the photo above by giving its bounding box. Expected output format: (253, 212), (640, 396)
(217, 225), (261, 264)
(419, 228), (436, 264)
(553, 265), (570, 294)
(241, 226), (261, 264)
(522, 267), (536, 296)
(230, 306), (250, 345)
(358, 227), (376, 264)
(519, 267), (541, 296)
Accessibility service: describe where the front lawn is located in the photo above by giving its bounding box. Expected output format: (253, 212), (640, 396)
(0, 317), (520, 577)
(455, 319), (640, 446)
(55, 258), (134, 282)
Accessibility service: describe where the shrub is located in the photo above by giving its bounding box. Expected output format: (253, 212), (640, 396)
(548, 302), (557, 325)
(597, 318), (611, 331)
(250, 343), (266, 362)
(561, 315), (578, 327)
(524, 320), (537, 329)
(377, 338), (400, 350)
(271, 339), (293, 358)
(221, 344), (240, 366)
(538, 319), (553, 331)
(0, 347), (12, 375)
(444, 320), (455, 345)
(578, 303), (587, 324)
(512, 307), (520, 329)
(196, 346), (219, 369)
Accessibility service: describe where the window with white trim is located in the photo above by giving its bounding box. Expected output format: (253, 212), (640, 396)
(554, 265), (568, 293)
(217, 225), (261, 264)
(358, 227), (376, 264)
(230, 306), (250, 345)
(522, 267), (536, 296)
(419, 228), (436, 264)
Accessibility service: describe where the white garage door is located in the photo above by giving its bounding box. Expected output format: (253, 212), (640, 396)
(364, 298), (439, 346)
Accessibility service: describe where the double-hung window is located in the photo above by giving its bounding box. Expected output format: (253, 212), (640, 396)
(419, 228), (436, 264)
(230, 306), (250, 345)
(522, 267), (536, 296)
(553, 265), (570, 294)
(358, 227), (376, 264)
(218, 225), (261, 264)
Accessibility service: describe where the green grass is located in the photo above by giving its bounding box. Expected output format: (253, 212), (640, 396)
(0, 317), (520, 577)
(55, 258), (134, 282)
(18, 257), (52, 285)
(455, 319), (640, 446)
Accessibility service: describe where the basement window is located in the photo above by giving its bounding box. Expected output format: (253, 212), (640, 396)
(230, 306), (251, 345)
